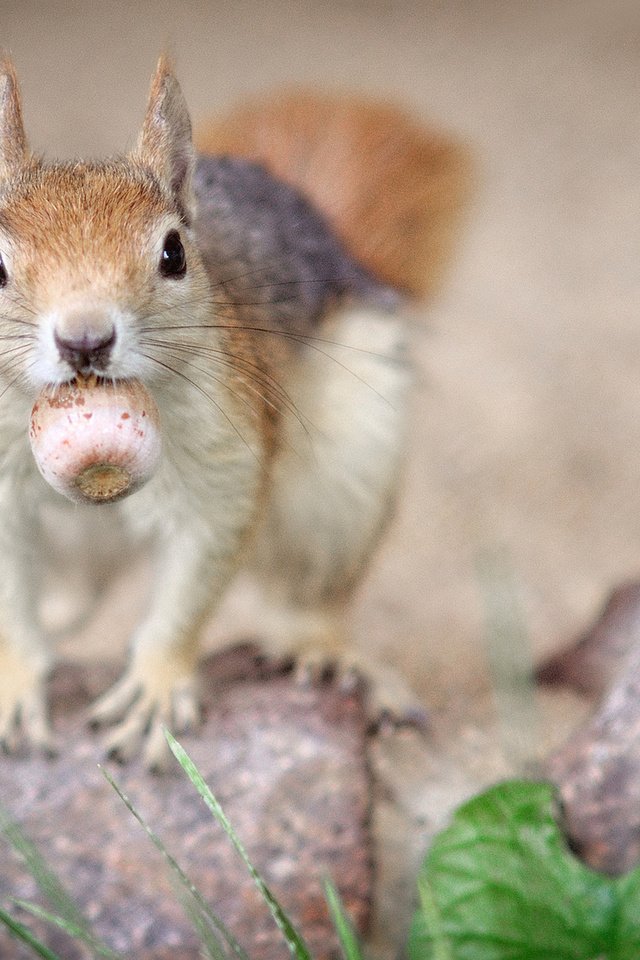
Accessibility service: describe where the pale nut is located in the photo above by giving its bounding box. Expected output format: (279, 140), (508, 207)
(29, 377), (161, 504)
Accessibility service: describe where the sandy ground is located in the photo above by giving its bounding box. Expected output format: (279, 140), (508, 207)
(2, 0), (639, 955)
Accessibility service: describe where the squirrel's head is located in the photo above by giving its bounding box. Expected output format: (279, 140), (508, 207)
(0, 56), (211, 392)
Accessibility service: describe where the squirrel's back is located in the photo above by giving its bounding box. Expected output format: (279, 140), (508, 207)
(195, 90), (472, 300)
(192, 153), (398, 337)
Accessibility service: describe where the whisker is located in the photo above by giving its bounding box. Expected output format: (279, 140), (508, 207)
(141, 315), (392, 363)
(142, 338), (314, 452)
(3, 292), (38, 322)
(0, 332), (36, 342)
(0, 314), (37, 330)
(0, 347), (34, 401)
(141, 321), (394, 406)
(140, 290), (301, 325)
(142, 335), (302, 421)
(212, 265), (343, 289)
(138, 265), (375, 324)
(144, 341), (274, 418)
(234, 326), (396, 402)
(0, 342), (35, 363)
(140, 353), (263, 465)
(157, 348), (286, 435)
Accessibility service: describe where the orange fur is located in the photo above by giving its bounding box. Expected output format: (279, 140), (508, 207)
(195, 90), (472, 299)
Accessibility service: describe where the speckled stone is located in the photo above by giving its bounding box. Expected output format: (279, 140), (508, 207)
(543, 585), (640, 874)
(537, 581), (640, 698)
(0, 649), (372, 959)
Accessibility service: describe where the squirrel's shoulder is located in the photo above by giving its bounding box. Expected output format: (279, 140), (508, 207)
(192, 153), (399, 329)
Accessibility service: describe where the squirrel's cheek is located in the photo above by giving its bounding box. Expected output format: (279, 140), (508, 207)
(29, 377), (161, 504)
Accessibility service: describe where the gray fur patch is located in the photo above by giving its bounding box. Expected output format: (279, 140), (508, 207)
(193, 154), (399, 333)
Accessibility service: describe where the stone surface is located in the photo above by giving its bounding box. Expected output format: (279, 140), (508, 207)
(544, 587), (640, 874)
(537, 581), (640, 699)
(0, 650), (372, 959)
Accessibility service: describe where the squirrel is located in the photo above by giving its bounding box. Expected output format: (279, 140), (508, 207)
(0, 56), (469, 768)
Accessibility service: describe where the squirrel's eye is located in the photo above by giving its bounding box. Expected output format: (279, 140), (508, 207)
(0, 254), (8, 288)
(159, 230), (187, 279)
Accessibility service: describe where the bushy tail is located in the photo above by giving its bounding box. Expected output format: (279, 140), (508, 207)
(195, 90), (472, 299)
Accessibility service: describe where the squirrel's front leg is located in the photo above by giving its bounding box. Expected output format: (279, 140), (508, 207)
(0, 635), (51, 754)
(90, 510), (249, 770)
(89, 521), (228, 769)
(0, 522), (53, 754)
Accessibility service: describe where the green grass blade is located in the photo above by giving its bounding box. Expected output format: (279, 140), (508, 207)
(476, 551), (540, 773)
(0, 904), (65, 960)
(0, 805), (122, 959)
(13, 901), (123, 960)
(0, 808), (90, 936)
(323, 879), (364, 960)
(101, 767), (249, 960)
(172, 880), (229, 960)
(166, 730), (313, 960)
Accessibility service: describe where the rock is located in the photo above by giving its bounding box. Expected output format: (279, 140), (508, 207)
(544, 591), (640, 874)
(0, 649), (372, 959)
(536, 580), (640, 698)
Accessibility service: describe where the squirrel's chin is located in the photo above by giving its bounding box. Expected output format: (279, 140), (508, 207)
(27, 358), (154, 394)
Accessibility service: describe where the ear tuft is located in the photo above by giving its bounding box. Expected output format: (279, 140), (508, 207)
(0, 56), (29, 182)
(133, 56), (195, 221)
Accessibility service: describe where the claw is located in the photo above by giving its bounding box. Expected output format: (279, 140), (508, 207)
(90, 657), (200, 770)
(294, 651), (336, 687)
(0, 647), (54, 757)
(292, 649), (428, 730)
(90, 672), (143, 727)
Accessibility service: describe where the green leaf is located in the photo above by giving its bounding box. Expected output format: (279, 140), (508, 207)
(408, 779), (640, 960)
(613, 868), (640, 956)
(415, 875), (455, 960)
(166, 730), (313, 960)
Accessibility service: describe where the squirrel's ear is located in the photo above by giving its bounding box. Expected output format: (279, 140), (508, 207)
(0, 58), (29, 182)
(133, 56), (195, 221)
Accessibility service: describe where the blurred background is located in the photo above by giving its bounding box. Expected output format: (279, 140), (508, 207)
(2, 0), (640, 724)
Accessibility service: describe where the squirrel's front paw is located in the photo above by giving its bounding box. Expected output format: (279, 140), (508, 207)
(90, 655), (200, 771)
(0, 646), (54, 755)
(295, 649), (429, 731)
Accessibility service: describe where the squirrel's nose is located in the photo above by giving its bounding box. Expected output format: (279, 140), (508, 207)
(54, 327), (116, 375)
